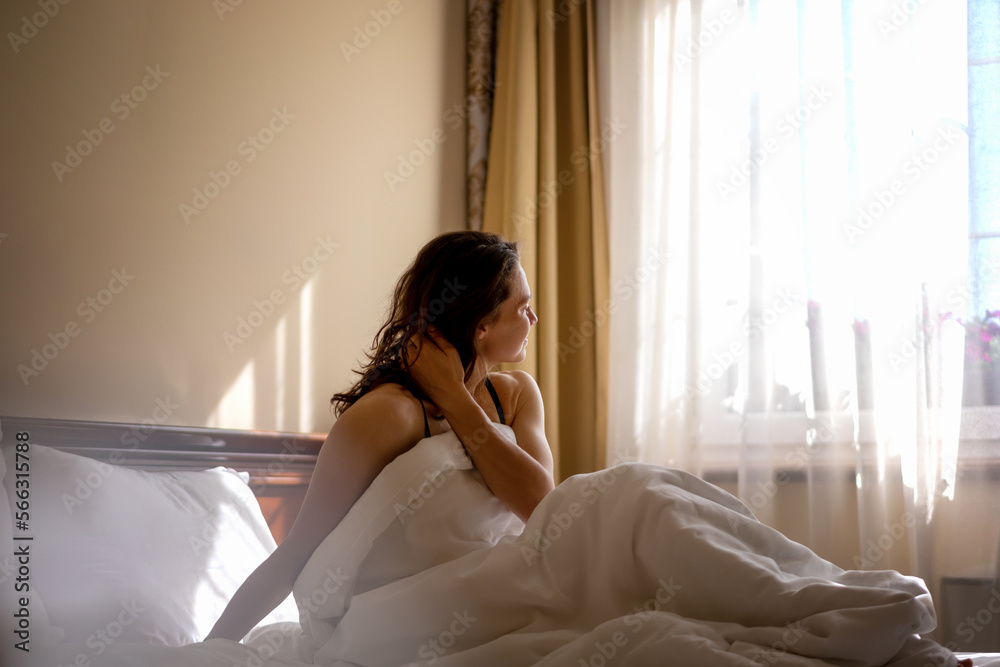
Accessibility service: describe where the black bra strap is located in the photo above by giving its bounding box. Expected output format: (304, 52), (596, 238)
(417, 397), (430, 438)
(484, 377), (505, 425)
(402, 384), (431, 438)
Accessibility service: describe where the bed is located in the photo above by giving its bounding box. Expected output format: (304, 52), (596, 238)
(2, 415), (998, 667)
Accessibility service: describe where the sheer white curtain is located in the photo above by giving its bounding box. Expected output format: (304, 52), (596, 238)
(597, 0), (998, 646)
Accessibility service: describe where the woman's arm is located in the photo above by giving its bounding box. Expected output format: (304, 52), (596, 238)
(407, 334), (554, 522)
(203, 537), (310, 642)
(445, 371), (554, 521)
(205, 389), (424, 642)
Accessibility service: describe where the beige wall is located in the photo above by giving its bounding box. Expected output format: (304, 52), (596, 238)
(0, 1), (467, 433)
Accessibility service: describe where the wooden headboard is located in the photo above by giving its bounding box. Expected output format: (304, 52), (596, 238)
(0, 415), (323, 543)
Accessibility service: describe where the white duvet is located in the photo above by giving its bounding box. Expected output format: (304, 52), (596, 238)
(35, 427), (965, 667)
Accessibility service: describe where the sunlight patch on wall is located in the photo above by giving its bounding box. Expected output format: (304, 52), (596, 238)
(275, 315), (287, 430)
(207, 360), (256, 430)
(299, 278), (315, 431)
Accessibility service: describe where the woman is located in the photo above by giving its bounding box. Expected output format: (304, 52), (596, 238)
(207, 230), (553, 643)
(204, 230), (971, 667)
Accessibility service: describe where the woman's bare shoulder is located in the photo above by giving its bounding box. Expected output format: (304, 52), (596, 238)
(488, 369), (539, 396)
(487, 370), (542, 420)
(333, 383), (427, 451)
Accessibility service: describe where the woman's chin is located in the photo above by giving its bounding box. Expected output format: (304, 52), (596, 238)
(493, 343), (529, 366)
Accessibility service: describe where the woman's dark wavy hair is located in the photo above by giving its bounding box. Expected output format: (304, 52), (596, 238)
(330, 231), (522, 417)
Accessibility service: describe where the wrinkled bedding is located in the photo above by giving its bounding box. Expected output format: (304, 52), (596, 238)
(35, 427), (965, 666)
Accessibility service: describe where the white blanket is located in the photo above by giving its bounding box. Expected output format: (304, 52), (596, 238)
(35, 428), (962, 667)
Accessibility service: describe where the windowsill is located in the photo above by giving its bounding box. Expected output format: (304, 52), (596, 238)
(696, 406), (1000, 479)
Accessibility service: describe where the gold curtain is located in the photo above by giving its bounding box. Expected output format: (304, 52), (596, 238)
(481, 0), (609, 481)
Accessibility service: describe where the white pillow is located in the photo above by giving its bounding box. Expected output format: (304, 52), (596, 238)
(0, 442), (297, 652)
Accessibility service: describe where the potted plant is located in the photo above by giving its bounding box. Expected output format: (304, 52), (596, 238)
(960, 310), (1000, 406)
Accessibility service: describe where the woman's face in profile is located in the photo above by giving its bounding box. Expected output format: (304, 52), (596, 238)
(476, 264), (537, 367)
